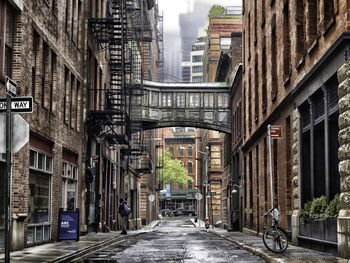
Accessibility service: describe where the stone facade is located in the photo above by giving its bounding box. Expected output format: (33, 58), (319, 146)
(337, 61), (350, 258)
(242, 0), (350, 257)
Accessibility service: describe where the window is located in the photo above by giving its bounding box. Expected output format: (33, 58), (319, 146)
(50, 52), (57, 112)
(32, 31), (40, 100)
(306, 0), (318, 48)
(295, 0), (305, 63)
(65, 0), (70, 33)
(192, 55), (202, 63)
(42, 41), (49, 107)
(62, 162), (78, 211)
(187, 162), (193, 174)
(77, 0), (82, 48)
(189, 93), (200, 107)
(283, 1), (290, 79)
(76, 80), (81, 132)
(162, 93), (172, 107)
(28, 149), (53, 244)
(192, 76), (202, 83)
(150, 91), (159, 107)
(220, 37), (231, 50)
(192, 66), (202, 73)
(168, 146), (174, 157)
(5, 5), (14, 78)
(204, 93), (214, 107)
(187, 146), (193, 157)
(70, 74), (75, 128)
(71, 0), (76, 42)
(178, 146), (183, 157)
(299, 77), (340, 206)
(218, 93), (229, 107)
(254, 57), (259, 121)
(188, 180), (192, 189)
(271, 16), (277, 99)
(28, 173), (51, 243)
(64, 67), (69, 123)
(262, 38), (267, 111)
(30, 150), (53, 173)
(176, 93), (185, 107)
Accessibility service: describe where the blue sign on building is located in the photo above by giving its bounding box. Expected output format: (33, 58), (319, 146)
(58, 209), (79, 241)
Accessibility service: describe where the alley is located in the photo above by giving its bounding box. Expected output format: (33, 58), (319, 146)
(79, 218), (266, 263)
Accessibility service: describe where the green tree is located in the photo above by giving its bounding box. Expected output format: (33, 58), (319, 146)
(159, 150), (193, 185)
(208, 5), (226, 18)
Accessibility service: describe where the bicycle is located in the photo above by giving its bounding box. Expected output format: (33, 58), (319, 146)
(262, 208), (288, 253)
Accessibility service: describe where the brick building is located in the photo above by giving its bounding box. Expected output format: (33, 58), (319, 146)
(0, 0), (161, 253)
(0, 0), (85, 250)
(242, 0), (350, 257)
(201, 6), (242, 226)
(158, 128), (198, 212)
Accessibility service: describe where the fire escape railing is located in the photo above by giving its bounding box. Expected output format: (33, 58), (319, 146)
(88, 0), (155, 158)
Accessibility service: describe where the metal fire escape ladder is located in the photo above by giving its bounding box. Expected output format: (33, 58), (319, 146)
(88, 0), (156, 152)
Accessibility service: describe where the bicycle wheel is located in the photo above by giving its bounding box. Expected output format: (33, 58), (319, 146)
(262, 226), (288, 253)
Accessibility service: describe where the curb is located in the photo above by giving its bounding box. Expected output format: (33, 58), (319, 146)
(51, 232), (141, 263)
(208, 231), (284, 263)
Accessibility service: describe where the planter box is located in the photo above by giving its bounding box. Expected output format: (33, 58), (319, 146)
(310, 219), (324, 240)
(325, 219), (337, 243)
(299, 219), (337, 243)
(299, 223), (310, 237)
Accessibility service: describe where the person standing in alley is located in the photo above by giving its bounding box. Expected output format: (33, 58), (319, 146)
(119, 198), (131, 234)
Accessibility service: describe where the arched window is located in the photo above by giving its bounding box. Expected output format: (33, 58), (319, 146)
(187, 162), (193, 174)
(187, 146), (193, 157)
(168, 146), (174, 157)
(178, 146), (183, 157)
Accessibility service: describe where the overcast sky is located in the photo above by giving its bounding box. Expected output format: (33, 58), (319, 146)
(158, 0), (242, 33)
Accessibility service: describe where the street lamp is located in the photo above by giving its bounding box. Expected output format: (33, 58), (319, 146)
(231, 184), (241, 194)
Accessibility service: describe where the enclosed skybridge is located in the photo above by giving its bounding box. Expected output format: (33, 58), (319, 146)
(140, 81), (231, 133)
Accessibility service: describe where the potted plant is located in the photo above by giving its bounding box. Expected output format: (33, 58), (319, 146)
(299, 195), (340, 243)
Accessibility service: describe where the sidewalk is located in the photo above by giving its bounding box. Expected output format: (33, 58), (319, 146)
(0, 229), (144, 263)
(207, 227), (350, 263)
(2, 220), (350, 263)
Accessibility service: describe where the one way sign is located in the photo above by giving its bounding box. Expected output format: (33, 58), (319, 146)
(0, 97), (33, 113)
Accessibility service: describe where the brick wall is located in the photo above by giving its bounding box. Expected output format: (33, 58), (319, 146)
(4, 0), (86, 248)
(241, 0), (347, 235)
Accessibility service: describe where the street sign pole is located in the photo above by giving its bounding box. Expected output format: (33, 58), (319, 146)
(267, 125), (274, 210)
(5, 94), (12, 263)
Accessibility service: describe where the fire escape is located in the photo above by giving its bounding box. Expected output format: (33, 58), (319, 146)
(88, 0), (154, 162)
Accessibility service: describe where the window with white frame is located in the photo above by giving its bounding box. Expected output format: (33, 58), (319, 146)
(62, 162), (78, 211)
(187, 146), (193, 157)
(28, 149), (53, 244)
(178, 146), (183, 157)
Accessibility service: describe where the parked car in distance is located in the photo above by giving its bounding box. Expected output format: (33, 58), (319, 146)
(173, 208), (196, 217)
(160, 209), (174, 217)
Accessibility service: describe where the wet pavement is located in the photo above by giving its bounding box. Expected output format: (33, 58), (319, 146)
(0, 218), (349, 262)
(78, 217), (266, 263)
